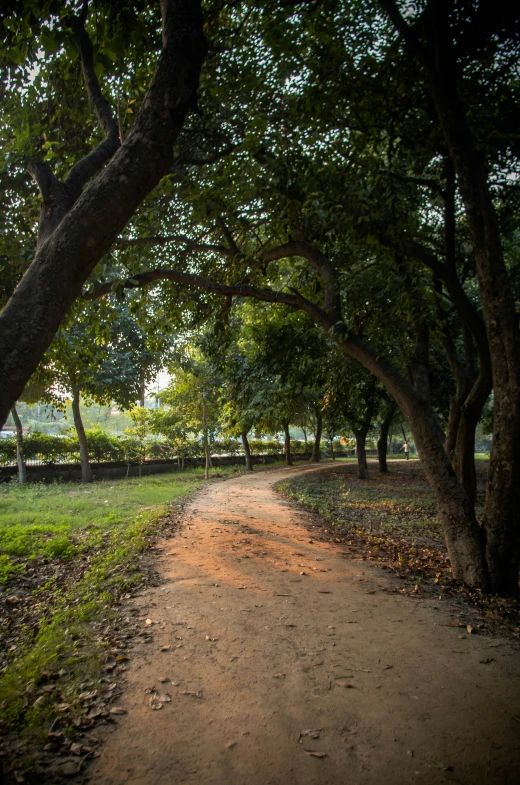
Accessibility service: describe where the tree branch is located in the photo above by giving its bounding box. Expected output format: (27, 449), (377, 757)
(82, 268), (334, 330)
(27, 161), (61, 199)
(378, 0), (427, 64)
(64, 10), (120, 196)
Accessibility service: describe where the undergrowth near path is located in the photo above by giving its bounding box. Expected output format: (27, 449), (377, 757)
(0, 469), (225, 783)
(277, 460), (520, 638)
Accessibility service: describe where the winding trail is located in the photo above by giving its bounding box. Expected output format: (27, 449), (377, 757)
(91, 465), (520, 785)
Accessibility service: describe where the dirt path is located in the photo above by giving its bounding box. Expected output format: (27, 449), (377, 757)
(91, 465), (520, 785)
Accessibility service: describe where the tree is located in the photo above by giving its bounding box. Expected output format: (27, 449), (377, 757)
(377, 395), (396, 473)
(323, 352), (382, 479)
(377, 0), (520, 592)
(0, 0), (207, 425)
(36, 298), (166, 481)
(124, 406), (151, 478)
(92, 0), (517, 593)
(159, 356), (220, 480)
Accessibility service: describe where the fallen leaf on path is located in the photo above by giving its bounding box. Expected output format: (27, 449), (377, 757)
(161, 646), (171, 652)
(383, 665), (393, 670)
(467, 625), (474, 634)
(444, 622), (465, 628)
(110, 707), (127, 715)
(298, 729), (322, 742)
(158, 677), (169, 683)
(304, 750), (327, 758)
(155, 693), (171, 703)
(273, 673), (285, 679)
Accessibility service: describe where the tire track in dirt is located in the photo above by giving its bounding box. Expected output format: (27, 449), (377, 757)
(90, 464), (520, 785)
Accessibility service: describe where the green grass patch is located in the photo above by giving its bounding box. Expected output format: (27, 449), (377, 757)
(0, 469), (210, 763)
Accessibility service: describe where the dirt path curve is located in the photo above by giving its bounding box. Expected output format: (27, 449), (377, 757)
(91, 465), (520, 785)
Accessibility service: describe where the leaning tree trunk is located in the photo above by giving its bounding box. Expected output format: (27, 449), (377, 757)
(72, 387), (93, 483)
(311, 409), (322, 462)
(0, 0), (207, 429)
(11, 405), (27, 485)
(377, 399), (396, 474)
(241, 429), (253, 471)
(354, 428), (369, 480)
(342, 335), (489, 589)
(282, 420), (292, 466)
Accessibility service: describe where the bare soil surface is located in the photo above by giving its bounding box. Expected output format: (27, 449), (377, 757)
(90, 464), (520, 785)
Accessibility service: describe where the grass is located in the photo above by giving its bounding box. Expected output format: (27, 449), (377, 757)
(0, 473), (203, 559)
(0, 469), (219, 775)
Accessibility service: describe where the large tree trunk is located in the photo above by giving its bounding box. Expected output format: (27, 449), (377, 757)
(72, 387), (93, 483)
(377, 398), (396, 474)
(0, 0), (207, 429)
(311, 408), (322, 462)
(354, 428), (369, 480)
(433, 81), (520, 593)
(282, 420), (292, 466)
(342, 334), (489, 589)
(11, 405), (27, 485)
(381, 0), (520, 592)
(241, 429), (253, 471)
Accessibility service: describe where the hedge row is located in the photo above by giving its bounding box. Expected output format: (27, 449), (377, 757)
(0, 429), (315, 467)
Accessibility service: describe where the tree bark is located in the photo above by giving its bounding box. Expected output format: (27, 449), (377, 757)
(0, 0), (207, 429)
(430, 55), (520, 593)
(282, 420), (292, 466)
(241, 429), (253, 471)
(311, 408), (322, 462)
(11, 405), (27, 485)
(202, 394), (210, 480)
(377, 398), (396, 474)
(72, 387), (93, 483)
(380, 0), (520, 594)
(341, 334), (489, 589)
(354, 428), (369, 480)
(329, 433), (336, 460)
